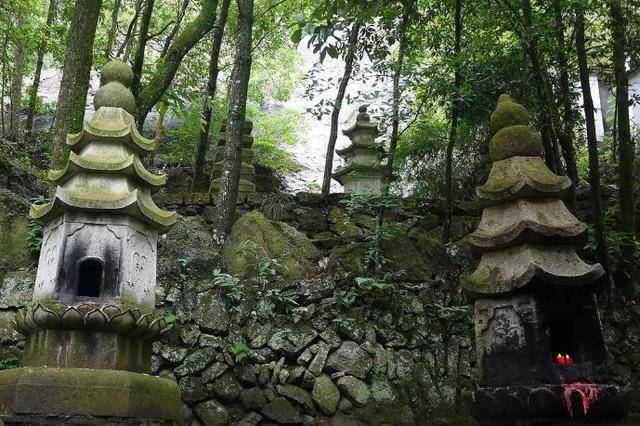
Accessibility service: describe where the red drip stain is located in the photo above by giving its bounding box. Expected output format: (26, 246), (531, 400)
(562, 382), (600, 417)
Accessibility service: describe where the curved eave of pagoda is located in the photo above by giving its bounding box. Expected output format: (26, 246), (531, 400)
(476, 156), (572, 206)
(468, 199), (587, 255)
(48, 152), (166, 190)
(461, 244), (604, 299)
(336, 142), (386, 157)
(332, 162), (386, 185)
(30, 187), (177, 233)
(66, 107), (155, 155)
(342, 122), (379, 137)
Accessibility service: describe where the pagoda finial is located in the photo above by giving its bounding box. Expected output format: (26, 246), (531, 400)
(94, 60), (136, 114)
(488, 94), (541, 162)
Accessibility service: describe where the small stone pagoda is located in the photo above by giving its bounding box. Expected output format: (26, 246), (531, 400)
(332, 105), (386, 195)
(210, 119), (256, 199)
(0, 60), (181, 422)
(462, 94), (630, 423)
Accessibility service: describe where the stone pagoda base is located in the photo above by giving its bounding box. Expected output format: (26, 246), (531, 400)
(0, 367), (182, 424)
(467, 384), (631, 425)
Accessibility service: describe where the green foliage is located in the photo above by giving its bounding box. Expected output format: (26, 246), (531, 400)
(586, 208), (640, 283)
(251, 108), (304, 174)
(0, 357), (20, 371)
(232, 342), (249, 363)
(163, 313), (177, 324)
(213, 268), (245, 315)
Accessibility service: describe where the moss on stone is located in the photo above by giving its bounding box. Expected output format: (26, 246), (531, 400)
(223, 211), (320, 281)
(477, 156), (572, 205)
(100, 60), (134, 88)
(489, 125), (542, 162)
(489, 94), (530, 135)
(94, 82), (136, 115)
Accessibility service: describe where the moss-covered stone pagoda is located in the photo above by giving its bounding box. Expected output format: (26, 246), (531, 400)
(210, 119), (256, 199)
(332, 105), (385, 195)
(462, 95), (630, 424)
(0, 60), (181, 423)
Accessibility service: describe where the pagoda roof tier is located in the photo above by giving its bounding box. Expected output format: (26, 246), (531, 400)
(67, 107), (155, 155)
(468, 198), (587, 254)
(31, 186), (176, 232)
(49, 151), (166, 190)
(477, 156), (572, 206)
(336, 142), (385, 157)
(342, 119), (379, 138)
(332, 162), (386, 185)
(461, 243), (603, 298)
(216, 133), (254, 148)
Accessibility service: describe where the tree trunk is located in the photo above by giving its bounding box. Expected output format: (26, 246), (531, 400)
(135, 0), (219, 126)
(9, 17), (26, 141)
(385, 2), (411, 181)
(160, 0), (190, 58)
(521, 0), (560, 173)
(609, 0), (635, 234)
(104, 0), (121, 59)
(117, 0), (144, 60)
(26, 0), (57, 133)
(576, 4), (609, 279)
(0, 31), (8, 135)
(131, 0), (155, 99)
(552, 0), (577, 210)
(50, 0), (103, 169)
(192, 0), (231, 191)
(214, 0), (254, 236)
(442, 0), (463, 243)
(321, 21), (360, 196)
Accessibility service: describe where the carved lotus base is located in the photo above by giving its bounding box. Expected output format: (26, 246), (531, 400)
(0, 367), (182, 423)
(467, 384), (632, 424)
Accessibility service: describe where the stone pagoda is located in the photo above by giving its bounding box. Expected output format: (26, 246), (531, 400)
(0, 60), (181, 423)
(210, 119), (256, 199)
(332, 105), (386, 195)
(462, 94), (630, 423)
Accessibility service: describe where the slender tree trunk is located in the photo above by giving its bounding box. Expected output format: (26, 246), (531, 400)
(160, 0), (190, 58)
(26, 0), (57, 133)
(131, 0), (155, 99)
(192, 0), (231, 191)
(117, 0), (144, 60)
(522, 0), (560, 173)
(104, 0), (122, 59)
(385, 2), (411, 181)
(51, 0), (103, 169)
(576, 4), (610, 280)
(0, 32), (7, 135)
(321, 21), (360, 196)
(9, 18), (26, 141)
(136, 0), (219, 126)
(609, 0), (635, 235)
(443, 0), (463, 243)
(214, 0), (254, 236)
(552, 0), (577, 210)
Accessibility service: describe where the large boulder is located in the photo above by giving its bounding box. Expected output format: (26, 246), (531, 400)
(224, 211), (320, 281)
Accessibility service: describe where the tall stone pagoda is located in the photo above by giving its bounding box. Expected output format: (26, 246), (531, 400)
(0, 60), (181, 422)
(462, 94), (630, 423)
(210, 119), (256, 199)
(332, 105), (386, 195)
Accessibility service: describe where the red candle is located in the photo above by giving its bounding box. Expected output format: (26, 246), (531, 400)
(565, 354), (574, 365)
(556, 353), (565, 364)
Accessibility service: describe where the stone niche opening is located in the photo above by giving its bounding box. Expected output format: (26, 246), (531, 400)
(76, 257), (104, 297)
(542, 285), (606, 378)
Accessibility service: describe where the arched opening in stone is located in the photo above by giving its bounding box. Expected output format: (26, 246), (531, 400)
(77, 257), (103, 297)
